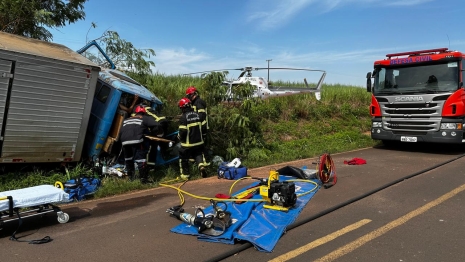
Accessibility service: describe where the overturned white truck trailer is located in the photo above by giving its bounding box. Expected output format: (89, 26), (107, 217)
(0, 32), (100, 163)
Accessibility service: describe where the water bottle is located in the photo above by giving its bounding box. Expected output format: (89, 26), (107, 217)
(102, 159), (108, 174)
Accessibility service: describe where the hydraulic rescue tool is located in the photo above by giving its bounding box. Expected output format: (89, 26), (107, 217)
(167, 200), (232, 236)
(259, 170), (297, 212)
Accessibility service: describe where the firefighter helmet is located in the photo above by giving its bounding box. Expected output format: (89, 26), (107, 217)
(185, 86), (197, 96)
(134, 105), (147, 114)
(178, 98), (191, 108)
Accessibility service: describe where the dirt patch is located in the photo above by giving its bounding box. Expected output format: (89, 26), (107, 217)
(281, 134), (294, 141)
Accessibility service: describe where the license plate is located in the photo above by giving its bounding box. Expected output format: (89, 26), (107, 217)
(400, 136), (417, 142)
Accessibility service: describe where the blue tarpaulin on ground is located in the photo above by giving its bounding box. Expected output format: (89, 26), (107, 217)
(170, 175), (320, 252)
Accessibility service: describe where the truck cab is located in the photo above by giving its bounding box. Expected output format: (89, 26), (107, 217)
(367, 48), (465, 144)
(78, 41), (179, 167)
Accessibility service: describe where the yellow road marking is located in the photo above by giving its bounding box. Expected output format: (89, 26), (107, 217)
(269, 219), (372, 262)
(315, 183), (465, 262)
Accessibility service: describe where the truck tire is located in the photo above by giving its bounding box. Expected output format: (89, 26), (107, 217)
(381, 140), (398, 147)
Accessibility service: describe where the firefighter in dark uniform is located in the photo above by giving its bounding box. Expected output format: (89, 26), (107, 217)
(119, 105), (161, 183)
(185, 86), (208, 139)
(177, 97), (209, 179)
(131, 100), (169, 165)
(185, 86), (211, 163)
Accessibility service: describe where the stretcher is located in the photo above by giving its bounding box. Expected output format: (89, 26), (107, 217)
(0, 185), (70, 230)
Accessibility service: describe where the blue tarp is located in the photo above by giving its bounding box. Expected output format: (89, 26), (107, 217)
(170, 175), (320, 252)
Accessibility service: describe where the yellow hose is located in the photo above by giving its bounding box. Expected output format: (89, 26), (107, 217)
(160, 177), (320, 204)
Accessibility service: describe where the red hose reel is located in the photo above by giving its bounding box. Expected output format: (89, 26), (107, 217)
(315, 153), (337, 188)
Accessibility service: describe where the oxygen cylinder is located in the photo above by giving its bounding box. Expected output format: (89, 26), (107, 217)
(179, 212), (196, 225)
(179, 212), (213, 230)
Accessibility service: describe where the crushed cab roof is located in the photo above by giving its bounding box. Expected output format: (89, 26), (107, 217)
(99, 68), (162, 104)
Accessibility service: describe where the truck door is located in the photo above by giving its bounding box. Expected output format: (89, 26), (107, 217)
(0, 59), (13, 155)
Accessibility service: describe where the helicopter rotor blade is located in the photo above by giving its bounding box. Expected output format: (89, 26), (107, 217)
(254, 67), (326, 73)
(183, 68), (244, 76)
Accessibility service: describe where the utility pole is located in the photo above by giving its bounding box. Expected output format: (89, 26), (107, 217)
(266, 59), (272, 83)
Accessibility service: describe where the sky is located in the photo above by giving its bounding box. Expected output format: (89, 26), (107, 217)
(49, 0), (465, 87)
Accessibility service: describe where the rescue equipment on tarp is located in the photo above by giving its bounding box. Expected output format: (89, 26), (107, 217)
(161, 152), (337, 231)
(258, 170), (297, 212)
(167, 200), (232, 236)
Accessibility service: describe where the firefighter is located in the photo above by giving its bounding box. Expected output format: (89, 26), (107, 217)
(177, 98), (209, 179)
(119, 105), (161, 183)
(185, 86), (211, 163)
(185, 86), (208, 137)
(132, 100), (169, 165)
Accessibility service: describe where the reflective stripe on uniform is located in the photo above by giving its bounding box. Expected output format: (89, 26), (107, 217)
(146, 108), (166, 121)
(181, 141), (204, 147)
(180, 121), (204, 147)
(123, 119), (143, 126)
(122, 139), (144, 145)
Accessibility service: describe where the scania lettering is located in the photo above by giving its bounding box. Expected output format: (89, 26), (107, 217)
(366, 48), (465, 144)
(395, 96), (424, 102)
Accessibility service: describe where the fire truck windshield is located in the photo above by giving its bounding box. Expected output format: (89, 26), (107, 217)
(373, 61), (459, 95)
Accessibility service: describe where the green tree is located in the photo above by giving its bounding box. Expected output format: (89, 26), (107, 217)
(96, 31), (155, 75)
(0, 0), (87, 41)
(201, 72), (264, 159)
(82, 29), (155, 75)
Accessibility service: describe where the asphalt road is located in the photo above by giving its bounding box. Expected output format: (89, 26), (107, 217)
(1, 143), (465, 262)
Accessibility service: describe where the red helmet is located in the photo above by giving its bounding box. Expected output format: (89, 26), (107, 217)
(178, 98), (191, 108)
(185, 86), (197, 96)
(134, 105), (146, 114)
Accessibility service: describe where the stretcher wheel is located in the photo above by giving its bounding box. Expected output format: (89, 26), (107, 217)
(57, 212), (70, 224)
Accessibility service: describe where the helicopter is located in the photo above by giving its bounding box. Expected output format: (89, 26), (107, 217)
(184, 66), (326, 101)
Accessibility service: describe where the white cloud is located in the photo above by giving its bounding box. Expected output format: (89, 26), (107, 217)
(246, 0), (315, 30)
(153, 48), (211, 74)
(321, 0), (434, 9)
(151, 45), (393, 84)
(386, 0), (435, 6)
(246, 0), (436, 29)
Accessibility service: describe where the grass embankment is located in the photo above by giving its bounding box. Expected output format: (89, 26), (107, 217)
(243, 85), (375, 167)
(0, 75), (376, 198)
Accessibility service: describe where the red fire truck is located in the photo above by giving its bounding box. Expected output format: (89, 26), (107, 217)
(366, 48), (465, 144)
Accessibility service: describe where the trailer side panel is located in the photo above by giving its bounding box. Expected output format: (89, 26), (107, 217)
(0, 32), (99, 163)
